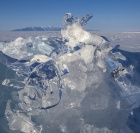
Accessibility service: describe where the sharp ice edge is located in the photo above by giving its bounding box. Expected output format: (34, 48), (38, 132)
(0, 13), (139, 133)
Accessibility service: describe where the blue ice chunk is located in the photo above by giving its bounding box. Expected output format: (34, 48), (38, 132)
(74, 46), (81, 51)
(29, 72), (38, 79)
(105, 58), (119, 71)
(29, 62), (40, 71)
(37, 42), (55, 56)
(62, 68), (69, 75)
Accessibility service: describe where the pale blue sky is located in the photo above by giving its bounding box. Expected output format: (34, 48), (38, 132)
(0, 0), (140, 31)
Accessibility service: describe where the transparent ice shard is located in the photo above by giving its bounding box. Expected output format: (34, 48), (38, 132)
(5, 100), (42, 133)
(61, 13), (107, 49)
(79, 14), (93, 26)
(37, 42), (55, 56)
(57, 63), (69, 76)
(2, 79), (10, 86)
(63, 13), (74, 27)
(105, 58), (119, 71)
(0, 36), (66, 60)
(63, 13), (93, 27)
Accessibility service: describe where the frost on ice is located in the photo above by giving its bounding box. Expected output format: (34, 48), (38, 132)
(0, 13), (140, 133)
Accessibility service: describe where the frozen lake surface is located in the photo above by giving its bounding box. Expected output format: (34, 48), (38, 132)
(0, 31), (140, 52)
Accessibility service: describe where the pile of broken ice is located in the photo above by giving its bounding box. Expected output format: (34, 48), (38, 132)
(0, 13), (140, 133)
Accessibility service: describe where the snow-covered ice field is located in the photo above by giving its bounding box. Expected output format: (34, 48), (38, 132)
(0, 31), (140, 52)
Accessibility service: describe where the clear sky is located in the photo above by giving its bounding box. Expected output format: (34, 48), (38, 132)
(0, 0), (140, 31)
